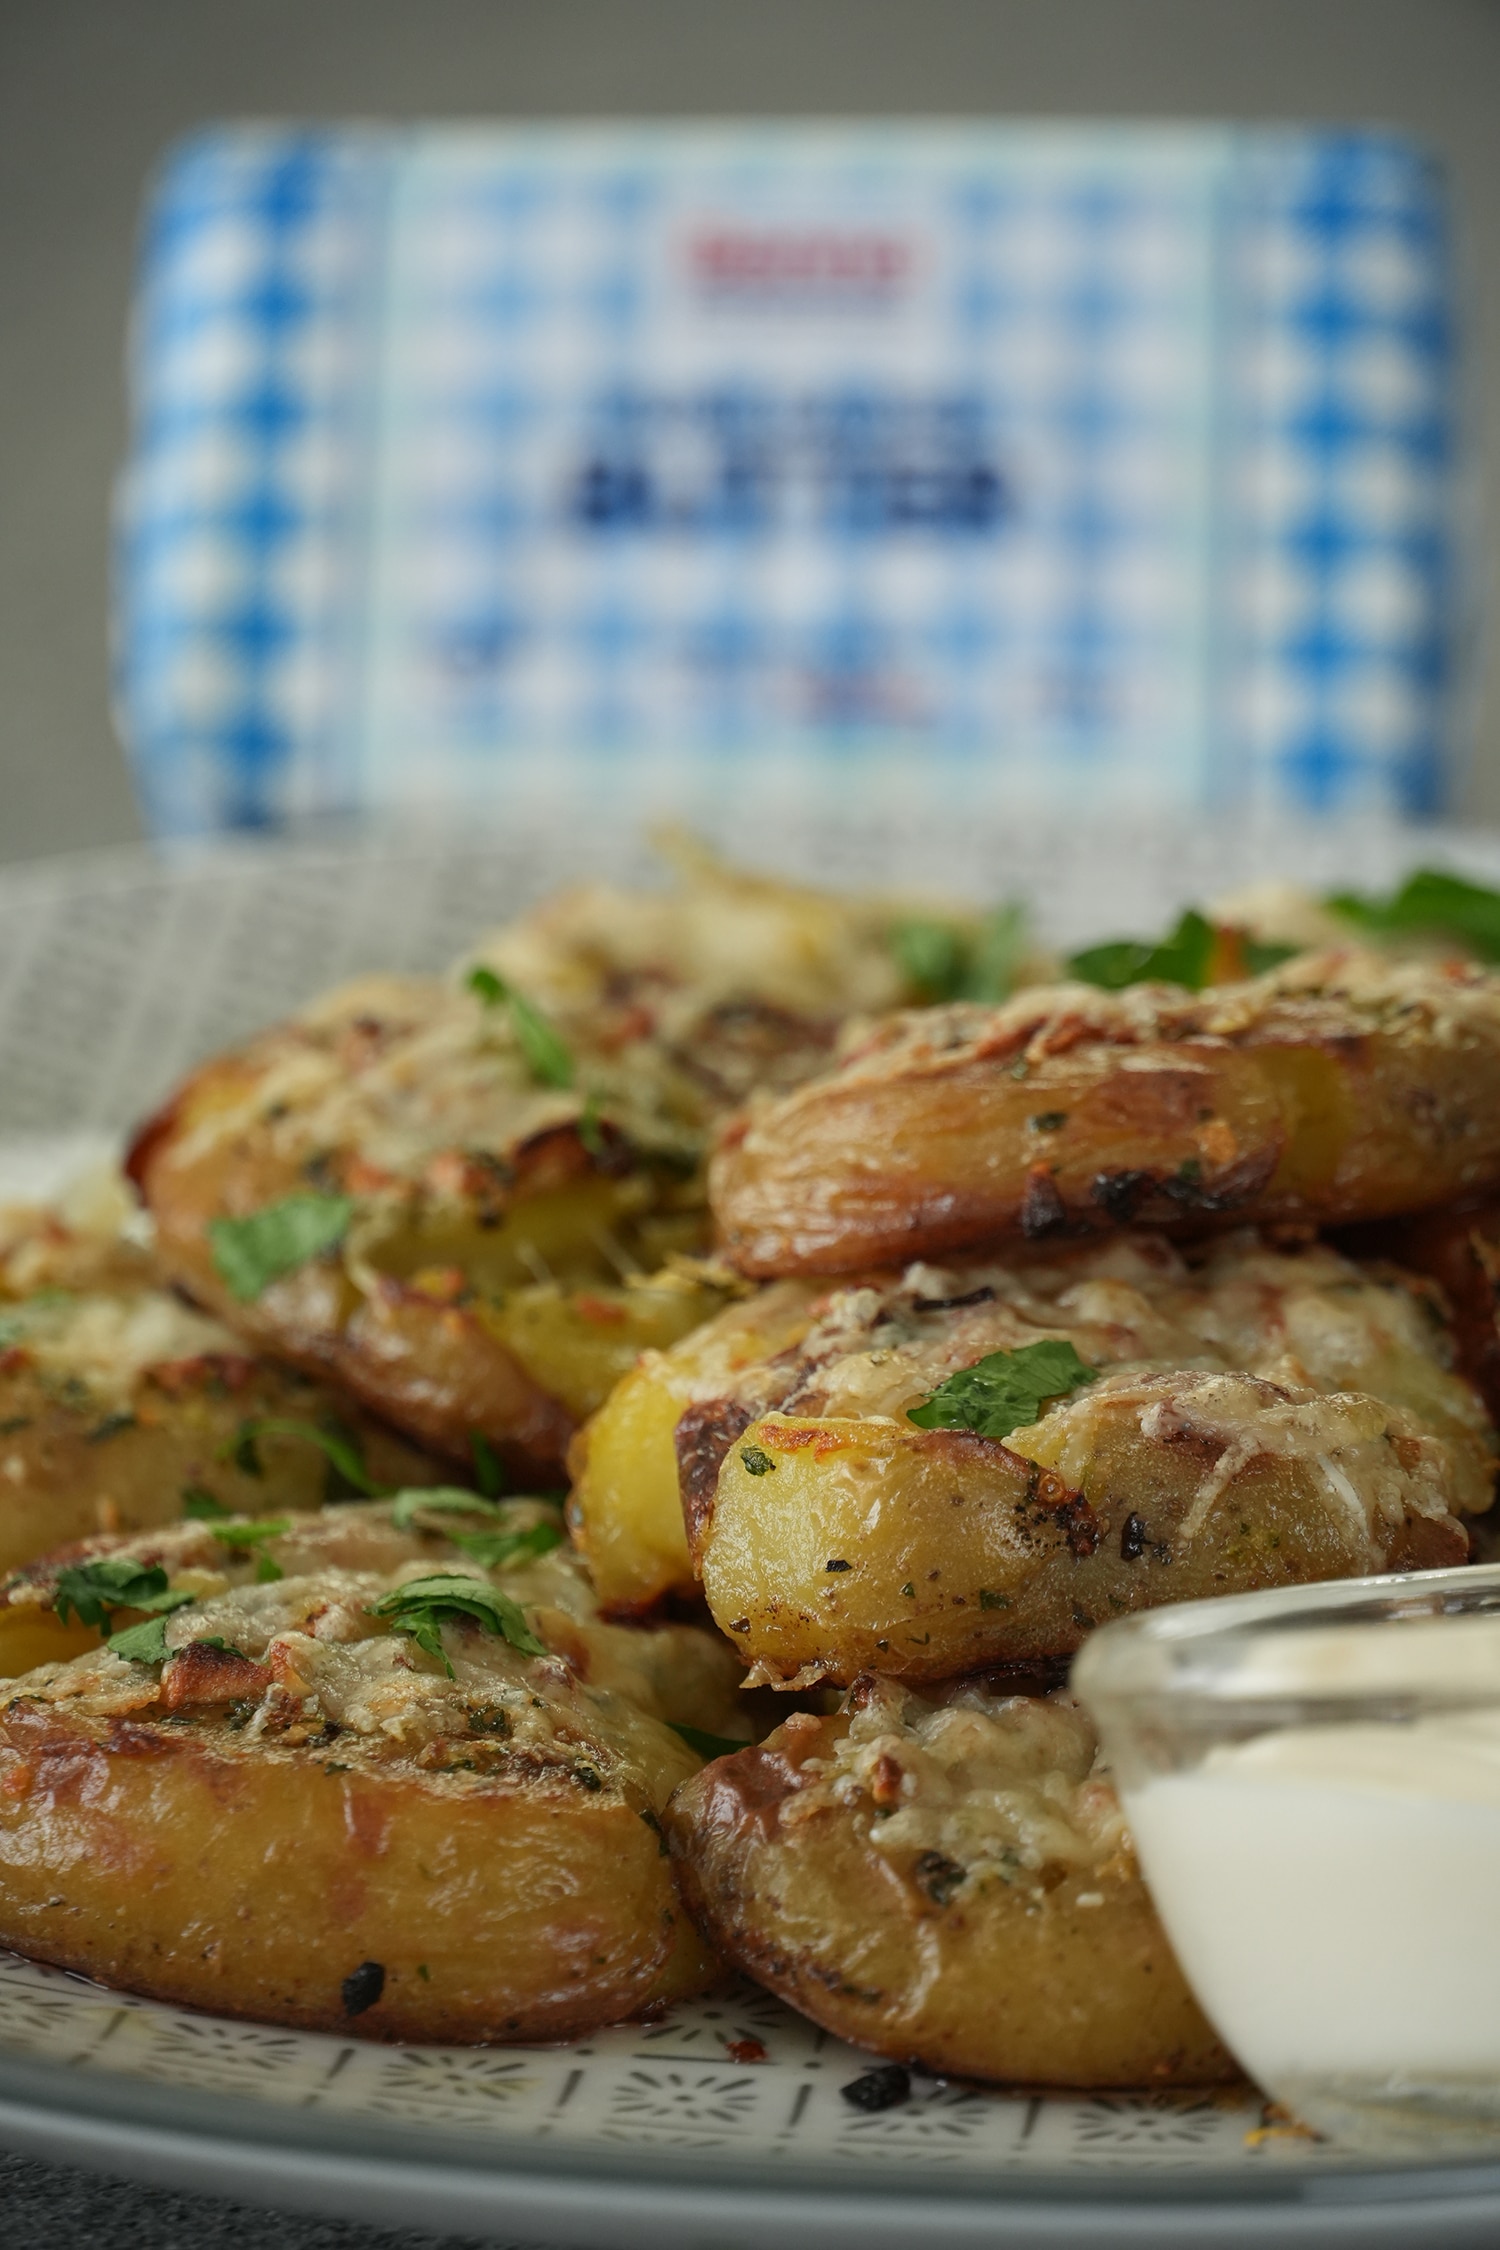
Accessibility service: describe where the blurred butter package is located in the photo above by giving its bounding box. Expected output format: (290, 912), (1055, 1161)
(115, 124), (1465, 837)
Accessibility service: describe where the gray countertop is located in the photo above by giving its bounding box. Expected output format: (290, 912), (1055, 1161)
(0, 2149), (506, 2249)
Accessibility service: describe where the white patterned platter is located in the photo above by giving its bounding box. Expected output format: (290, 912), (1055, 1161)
(4, 820), (1500, 2246)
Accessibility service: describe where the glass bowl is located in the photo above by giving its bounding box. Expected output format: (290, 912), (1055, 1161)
(1072, 1563), (1500, 2156)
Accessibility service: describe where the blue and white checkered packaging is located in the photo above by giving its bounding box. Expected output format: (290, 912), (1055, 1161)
(114, 124), (1464, 836)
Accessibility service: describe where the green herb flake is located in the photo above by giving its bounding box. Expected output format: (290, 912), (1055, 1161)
(890, 901), (1028, 1005)
(1028, 1111), (1068, 1133)
(107, 1614), (176, 1665)
(578, 1090), (608, 1156)
(209, 1517), (292, 1550)
(222, 1417), (383, 1498)
(181, 1485), (229, 1520)
(978, 1588), (1010, 1611)
(1328, 869), (1500, 963)
(739, 1445), (776, 1477)
(449, 1520), (564, 1573)
(84, 1412), (137, 1445)
(369, 1573), (546, 1678)
(466, 965), (575, 1089)
(207, 1193), (355, 1303)
(191, 1636), (249, 1659)
(1067, 908), (1215, 994)
(53, 1558), (194, 1632)
(668, 1722), (747, 1761)
(389, 1486), (504, 1532)
(907, 1338), (1098, 1442)
(1242, 937), (1298, 975)
(470, 1432), (506, 1499)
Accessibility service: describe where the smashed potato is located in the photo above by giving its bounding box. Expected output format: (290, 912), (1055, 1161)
(671, 1235), (1484, 1683)
(0, 1197), (438, 1578)
(712, 950), (1500, 1275)
(0, 1501), (750, 2036)
(568, 1279), (822, 1612)
(130, 851), (977, 1475)
(667, 1678), (1234, 2086)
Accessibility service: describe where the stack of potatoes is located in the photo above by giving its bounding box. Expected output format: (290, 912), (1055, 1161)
(2, 851), (1500, 2081)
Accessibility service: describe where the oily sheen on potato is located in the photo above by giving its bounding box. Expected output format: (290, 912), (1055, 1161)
(128, 856), (961, 1477)
(666, 1679), (1235, 2087)
(0, 1503), (749, 2038)
(667, 1235), (1488, 1684)
(711, 950), (1500, 1276)
(0, 1194), (439, 1581)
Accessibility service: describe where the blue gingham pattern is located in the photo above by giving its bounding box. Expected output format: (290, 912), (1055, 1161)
(115, 126), (1462, 835)
(1225, 133), (1460, 815)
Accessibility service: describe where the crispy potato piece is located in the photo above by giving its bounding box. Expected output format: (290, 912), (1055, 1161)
(669, 1235), (1484, 1684)
(0, 1199), (439, 1577)
(568, 1281), (823, 1613)
(667, 1679), (1235, 2086)
(712, 950), (1500, 1275)
(0, 1503), (750, 2035)
(130, 853), (969, 1473)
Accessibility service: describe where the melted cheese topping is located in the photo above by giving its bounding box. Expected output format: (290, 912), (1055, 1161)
(694, 1231), (1494, 1512)
(0, 1287), (241, 1411)
(784, 1680), (1127, 1889)
(0, 1503), (746, 1782)
(824, 945), (1500, 1087)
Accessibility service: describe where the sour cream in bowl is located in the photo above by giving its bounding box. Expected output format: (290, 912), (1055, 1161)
(1073, 1564), (1500, 2154)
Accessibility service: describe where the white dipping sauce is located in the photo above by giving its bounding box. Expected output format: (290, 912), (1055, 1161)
(1123, 1709), (1500, 2083)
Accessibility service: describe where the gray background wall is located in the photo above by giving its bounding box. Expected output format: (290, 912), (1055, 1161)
(2, 0), (1498, 864)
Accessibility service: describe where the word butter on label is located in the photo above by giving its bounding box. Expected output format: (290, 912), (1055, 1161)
(116, 125), (1463, 836)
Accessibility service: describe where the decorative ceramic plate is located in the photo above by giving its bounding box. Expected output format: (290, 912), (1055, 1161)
(2, 816), (1500, 2247)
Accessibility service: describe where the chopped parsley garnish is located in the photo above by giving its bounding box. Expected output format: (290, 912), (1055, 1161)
(388, 1486), (503, 1531)
(207, 1193), (355, 1302)
(891, 901), (1027, 1004)
(578, 1090), (608, 1155)
(52, 1557), (195, 1633)
(907, 1338), (1097, 1440)
(1067, 908), (1216, 992)
(739, 1445), (775, 1476)
(449, 1520), (564, 1572)
(369, 1573), (545, 1677)
(1328, 868), (1500, 962)
(221, 1417), (383, 1498)
(470, 1432), (506, 1499)
(107, 1614), (177, 1665)
(467, 965), (575, 1089)
(1067, 909), (1298, 991)
(208, 1517), (291, 1548)
(181, 1485), (229, 1520)
(668, 1723), (747, 1761)
(206, 1517), (290, 1582)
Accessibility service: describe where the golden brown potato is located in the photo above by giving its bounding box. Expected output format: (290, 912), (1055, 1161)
(667, 1678), (1236, 2087)
(129, 850), (993, 1475)
(0, 1195), (440, 1577)
(712, 950), (1500, 1276)
(0, 1501), (751, 2036)
(669, 1234), (1485, 1684)
(568, 1280), (823, 1612)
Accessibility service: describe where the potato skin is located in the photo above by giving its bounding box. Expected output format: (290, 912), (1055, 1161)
(666, 1705), (1235, 2087)
(0, 1355), (437, 1579)
(568, 1281), (823, 1614)
(697, 1378), (1469, 1687)
(0, 1700), (709, 2041)
(0, 1503), (744, 2035)
(712, 952), (1500, 1275)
